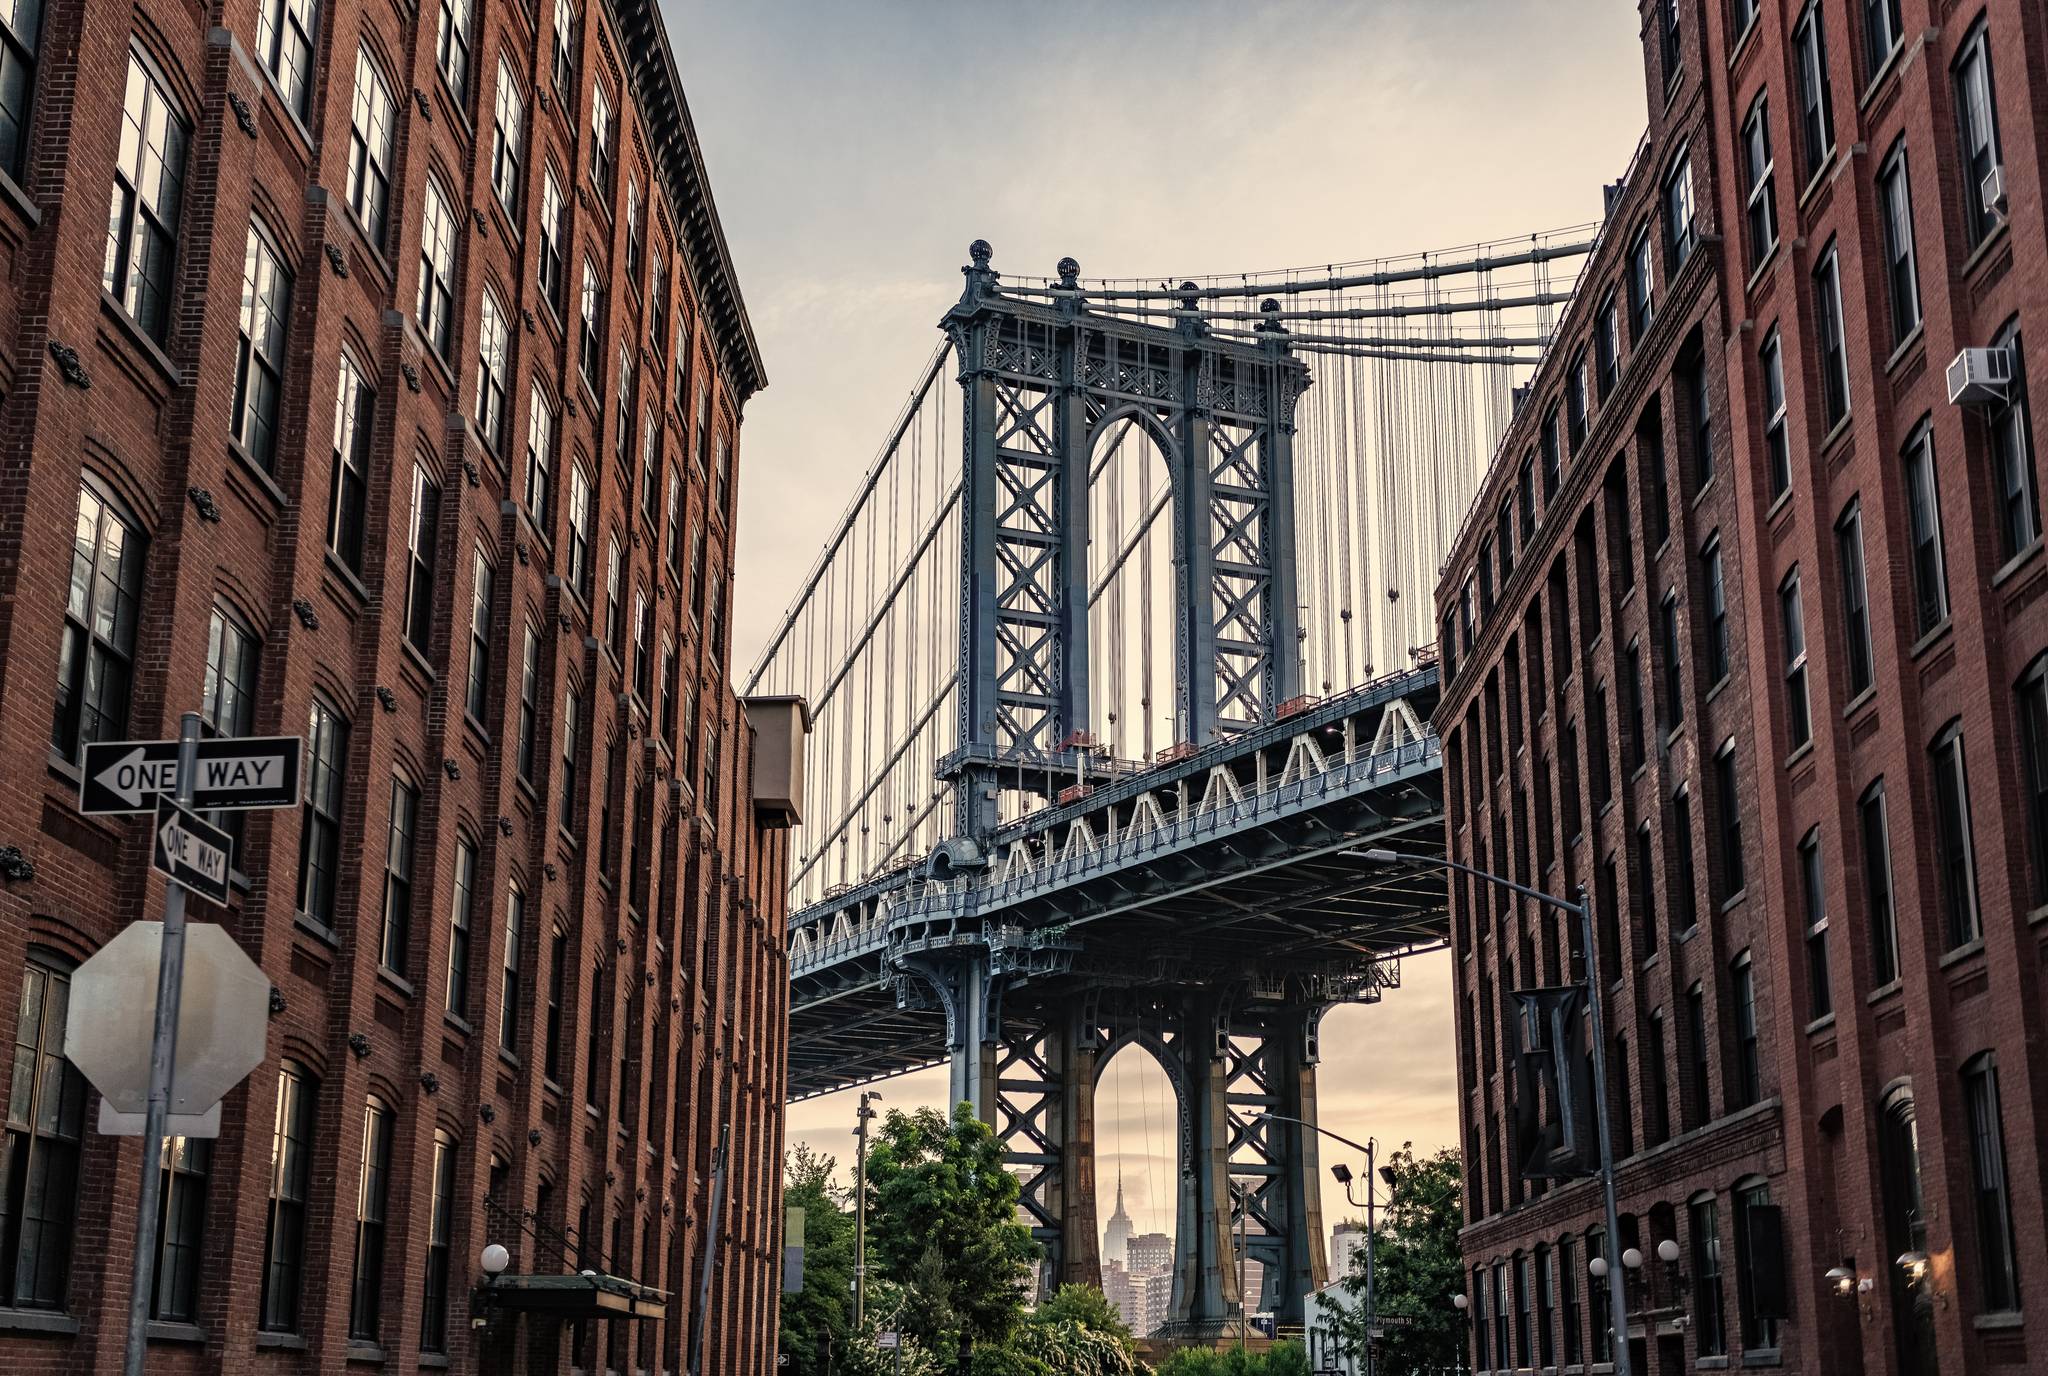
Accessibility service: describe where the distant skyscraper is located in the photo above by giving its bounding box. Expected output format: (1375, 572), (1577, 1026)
(1102, 1171), (1136, 1266)
(1331, 1221), (1367, 1278)
(1128, 1231), (1172, 1271)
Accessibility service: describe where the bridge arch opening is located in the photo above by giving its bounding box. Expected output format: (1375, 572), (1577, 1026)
(1088, 411), (1181, 764)
(1093, 1033), (1182, 1333)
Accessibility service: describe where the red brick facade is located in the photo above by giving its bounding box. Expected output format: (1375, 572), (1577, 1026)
(0, 0), (792, 1369)
(1434, 1), (2048, 1373)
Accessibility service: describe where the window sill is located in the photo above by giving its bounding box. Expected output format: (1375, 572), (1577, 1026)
(227, 438), (289, 509)
(1742, 241), (1779, 297)
(1940, 938), (1985, 971)
(1765, 485), (1793, 526)
(325, 550), (371, 606)
(250, 52), (317, 160)
(1703, 674), (1730, 707)
(0, 164), (38, 227)
(420, 1355), (452, 1369)
(1865, 979), (1903, 1007)
(295, 913), (340, 949)
(0, 1308), (81, 1334)
(1857, 44), (1905, 115)
(499, 1046), (522, 1070)
(2029, 903), (2048, 929)
(445, 1011), (474, 1037)
(1797, 152), (1837, 210)
(1783, 740), (1813, 771)
(1841, 685), (1876, 720)
(1882, 323), (1925, 378)
(1960, 219), (2011, 280)
(148, 1320), (206, 1344)
(1908, 617), (1953, 663)
(99, 290), (182, 387)
(256, 1330), (310, 1350)
(1992, 538), (2043, 589)
(1696, 1358), (1729, 1371)
(1803, 1012), (1836, 1036)
(377, 966), (414, 1000)
(1719, 889), (1748, 915)
(401, 638), (438, 683)
(1676, 923), (1701, 946)
(346, 1340), (386, 1364)
(463, 711), (494, 749)
(1815, 412), (1852, 462)
(1974, 1311), (2024, 1331)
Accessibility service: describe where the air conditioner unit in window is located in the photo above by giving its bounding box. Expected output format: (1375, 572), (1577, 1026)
(1947, 346), (2013, 408)
(1981, 164), (2008, 218)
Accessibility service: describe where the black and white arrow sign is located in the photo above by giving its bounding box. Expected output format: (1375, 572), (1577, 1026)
(80, 736), (303, 815)
(151, 797), (233, 903)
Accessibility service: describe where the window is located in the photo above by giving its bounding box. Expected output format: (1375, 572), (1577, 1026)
(1594, 292), (1618, 398)
(1962, 1054), (2019, 1313)
(1781, 567), (1810, 751)
(1862, 0), (1901, 81)
(1517, 453), (1536, 536)
(665, 465), (683, 575)
(260, 1061), (316, 1331)
(1627, 222), (1655, 340)
(104, 51), (189, 341)
(1876, 142), (1921, 345)
(447, 837), (476, 1017)
(403, 461), (440, 655)
(418, 180), (457, 356)
(421, 1132), (456, 1351)
(1665, 147), (1696, 270)
(150, 1135), (210, 1321)
(1793, 3), (1834, 178)
(1659, 591), (1683, 733)
(1758, 329), (1789, 499)
(53, 477), (146, 758)
(559, 686), (580, 830)
(649, 247), (668, 346)
(231, 223), (292, 469)
(694, 377), (711, 473)
(1471, 1266), (1490, 1370)
(1902, 422), (1949, 633)
(349, 1098), (393, 1341)
(604, 537), (624, 655)
(1702, 540), (1729, 685)
(544, 928), (567, 1081)
(1687, 1195), (1720, 1351)
(1877, 1088), (1934, 1372)
(1799, 828), (1831, 1018)
(297, 697), (348, 927)
(567, 465), (593, 597)
(1642, 418), (1670, 548)
(256, 0), (315, 117)
(1730, 0), (1757, 39)
(1836, 501), (1873, 696)
(1567, 351), (1587, 452)
(1587, 1227), (1611, 1362)
(1859, 780), (1900, 987)
(615, 343), (636, 470)
(1685, 981), (1710, 1128)
(1988, 323), (2038, 558)
(467, 545), (495, 722)
(2020, 662), (2048, 907)
(625, 176), (642, 277)
(201, 604), (259, 853)
(1588, 682), (1611, 807)
(1731, 953), (1760, 1108)
(475, 289), (512, 452)
(550, 0), (574, 92)
(1814, 245), (1850, 427)
(538, 168), (565, 307)
(1714, 740), (1744, 900)
(379, 774), (419, 972)
(1659, 0), (1680, 84)
(580, 257), (602, 389)
(1742, 97), (1776, 268)
(1930, 722), (1980, 949)
(518, 623), (540, 780)
(501, 882), (524, 1052)
(0, 0), (40, 181)
(1558, 1235), (1581, 1364)
(1635, 822), (1658, 955)
(1, 957), (86, 1310)
(525, 382), (554, 528)
(1540, 404), (1560, 498)
(490, 57), (523, 212)
(589, 83), (613, 192)
(1684, 349), (1713, 490)
(435, 0), (470, 98)
(1734, 1181), (1782, 1352)
(1953, 22), (2002, 249)
(659, 639), (675, 745)
(714, 433), (731, 519)
(641, 409), (660, 524)
(327, 354), (373, 571)
(345, 47), (396, 246)
(632, 589), (652, 701)
(1646, 1010), (1670, 1144)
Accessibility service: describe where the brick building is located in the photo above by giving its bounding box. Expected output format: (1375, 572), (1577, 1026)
(1433, 1), (2045, 1373)
(0, 0), (796, 1367)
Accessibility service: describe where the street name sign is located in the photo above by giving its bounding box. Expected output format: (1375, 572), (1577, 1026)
(64, 920), (273, 1117)
(151, 797), (232, 903)
(80, 735), (302, 815)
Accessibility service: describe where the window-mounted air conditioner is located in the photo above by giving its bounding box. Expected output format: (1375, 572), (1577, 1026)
(1947, 346), (2013, 408)
(1981, 164), (2008, 219)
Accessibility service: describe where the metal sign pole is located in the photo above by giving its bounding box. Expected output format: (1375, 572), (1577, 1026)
(1576, 885), (1634, 1376)
(121, 712), (201, 1376)
(689, 1123), (731, 1376)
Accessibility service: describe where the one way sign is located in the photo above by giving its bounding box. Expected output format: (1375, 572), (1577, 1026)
(80, 736), (303, 815)
(151, 797), (232, 903)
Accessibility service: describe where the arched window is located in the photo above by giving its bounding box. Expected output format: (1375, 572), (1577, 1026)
(261, 1059), (318, 1331)
(349, 1096), (395, 1341)
(1961, 1054), (2019, 1313)
(421, 1129), (458, 1351)
(1689, 1190), (1726, 1356)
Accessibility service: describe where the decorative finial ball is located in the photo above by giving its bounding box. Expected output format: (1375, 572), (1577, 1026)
(1260, 297), (1281, 314)
(1057, 256), (1081, 286)
(969, 239), (993, 267)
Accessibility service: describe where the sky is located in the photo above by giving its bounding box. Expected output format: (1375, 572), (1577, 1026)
(662, 0), (1648, 1247)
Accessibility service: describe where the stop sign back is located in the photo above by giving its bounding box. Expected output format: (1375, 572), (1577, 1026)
(64, 921), (272, 1117)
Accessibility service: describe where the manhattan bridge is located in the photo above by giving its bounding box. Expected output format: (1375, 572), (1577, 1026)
(745, 227), (1596, 1332)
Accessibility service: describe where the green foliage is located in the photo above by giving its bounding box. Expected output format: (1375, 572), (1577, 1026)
(1330, 1144), (1464, 1374)
(1027, 1284), (1134, 1344)
(968, 1347), (1056, 1376)
(779, 1144), (857, 1376)
(864, 1103), (1040, 1361)
(1153, 1340), (1306, 1376)
(1010, 1319), (1141, 1376)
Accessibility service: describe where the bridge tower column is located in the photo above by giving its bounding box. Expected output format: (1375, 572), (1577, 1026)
(993, 999), (1103, 1296)
(1167, 990), (1241, 1333)
(1254, 1003), (1330, 1326)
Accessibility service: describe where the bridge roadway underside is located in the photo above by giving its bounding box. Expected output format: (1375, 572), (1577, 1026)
(784, 676), (1450, 1332)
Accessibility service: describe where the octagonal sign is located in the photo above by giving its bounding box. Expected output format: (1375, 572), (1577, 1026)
(64, 921), (273, 1117)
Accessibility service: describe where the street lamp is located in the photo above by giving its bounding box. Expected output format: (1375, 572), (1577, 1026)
(481, 1244), (511, 1277)
(1353, 846), (1634, 1376)
(853, 1091), (882, 1328)
(1256, 1112), (1384, 1375)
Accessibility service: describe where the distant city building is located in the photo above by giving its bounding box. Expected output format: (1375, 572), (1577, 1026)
(1330, 1221), (1368, 1278)
(1101, 1261), (1139, 1333)
(1102, 1171), (1136, 1267)
(1137, 1268), (1175, 1336)
(1128, 1230), (1173, 1271)
(1304, 1282), (1363, 1375)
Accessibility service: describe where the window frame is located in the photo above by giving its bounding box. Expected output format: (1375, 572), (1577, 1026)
(231, 220), (293, 470)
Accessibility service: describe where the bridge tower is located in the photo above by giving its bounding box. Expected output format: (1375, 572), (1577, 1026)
(916, 243), (1327, 1330)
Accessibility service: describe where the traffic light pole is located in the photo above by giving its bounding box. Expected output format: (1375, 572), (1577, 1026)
(122, 712), (201, 1376)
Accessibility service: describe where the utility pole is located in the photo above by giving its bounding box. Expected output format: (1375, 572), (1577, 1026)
(121, 713), (200, 1376)
(1235, 1180), (1248, 1351)
(853, 1090), (881, 1328)
(1363, 1137), (1377, 1376)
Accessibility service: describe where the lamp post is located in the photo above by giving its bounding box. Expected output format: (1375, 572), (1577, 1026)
(1353, 847), (1634, 1376)
(853, 1091), (881, 1329)
(1452, 1292), (1470, 1374)
(1254, 1112), (1389, 1376)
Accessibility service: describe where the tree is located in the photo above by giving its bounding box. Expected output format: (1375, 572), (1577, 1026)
(780, 1143), (858, 1376)
(1027, 1284), (1133, 1344)
(1328, 1144), (1464, 1375)
(864, 1104), (1039, 1367)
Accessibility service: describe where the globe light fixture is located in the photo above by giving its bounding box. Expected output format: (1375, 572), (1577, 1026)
(480, 1243), (510, 1276)
(1453, 1293), (1470, 1311)
(1657, 1239), (1682, 1264)
(1622, 1247), (1644, 1270)
(1588, 1256), (1609, 1279)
